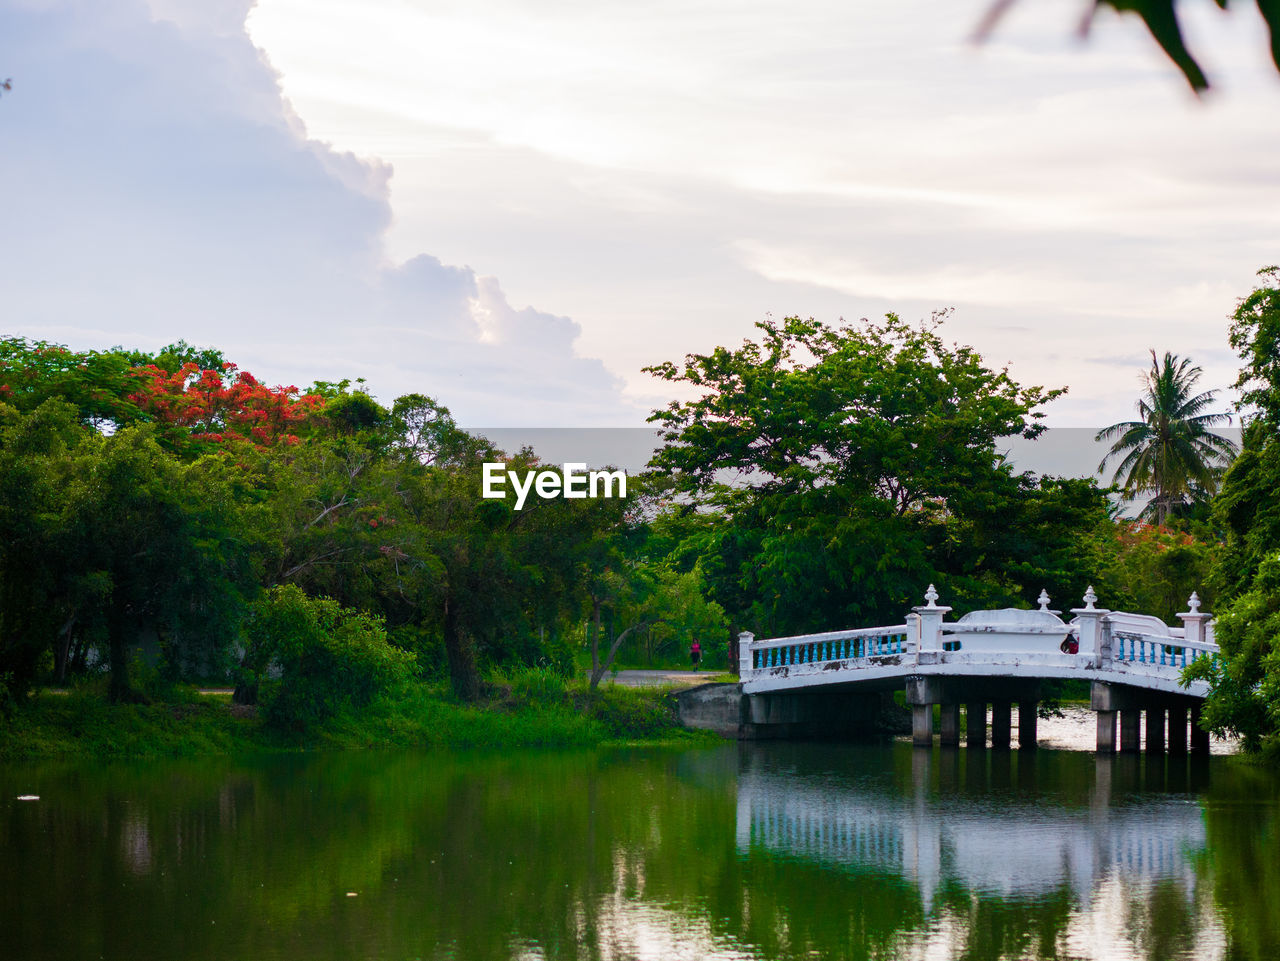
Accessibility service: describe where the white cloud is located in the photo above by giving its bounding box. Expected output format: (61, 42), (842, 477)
(1, 0), (633, 424)
(5, 0), (1278, 429)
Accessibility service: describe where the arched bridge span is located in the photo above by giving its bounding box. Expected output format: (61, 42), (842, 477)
(733, 587), (1219, 754)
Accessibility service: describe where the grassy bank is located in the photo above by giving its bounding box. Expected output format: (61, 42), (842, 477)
(0, 671), (721, 761)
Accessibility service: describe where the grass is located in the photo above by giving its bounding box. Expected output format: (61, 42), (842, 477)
(0, 669), (722, 760)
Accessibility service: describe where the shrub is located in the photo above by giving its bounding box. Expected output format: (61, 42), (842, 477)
(243, 586), (416, 731)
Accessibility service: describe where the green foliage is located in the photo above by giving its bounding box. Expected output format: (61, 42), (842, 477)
(0, 688), (253, 760)
(244, 586), (416, 731)
(1197, 266), (1280, 756)
(1189, 553), (1280, 755)
(647, 314), (1107, 635)
(0, 337), (142, 429)
(584, 683), (682, 740)
(1096, 350), (1237, 524)
(1090, 519), (1218, 622)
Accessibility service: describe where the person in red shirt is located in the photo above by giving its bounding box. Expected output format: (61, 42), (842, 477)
(690, 639), (702, 666)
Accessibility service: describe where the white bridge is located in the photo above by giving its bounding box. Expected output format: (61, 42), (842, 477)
(735, 587), (1220, 753)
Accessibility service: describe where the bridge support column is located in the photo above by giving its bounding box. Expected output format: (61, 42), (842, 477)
(990, 700), (1012, 750)
(1191, 703), (1211, 754)
(939, 702), (961, 747)
(1120, 709), (1141, 753)
(1146, 707), (1165, 754)
(1096, 710), (1116, 753)
(966, 702), (986, 749)
(1168, 706), (1188, 755)
(1018, 701), (1038, 750)
(912, 703), (933, 747)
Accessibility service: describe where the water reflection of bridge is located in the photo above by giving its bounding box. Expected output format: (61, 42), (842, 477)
(734, 747), (1208, 907)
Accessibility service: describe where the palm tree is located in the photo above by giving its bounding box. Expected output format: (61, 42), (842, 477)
(1096, 350), (1238, 525)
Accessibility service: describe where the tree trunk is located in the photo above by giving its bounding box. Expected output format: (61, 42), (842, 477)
(53, 615), (76, 685)
(107, 609), (149, 705)
(443, 596), (480, 702)
(588, 598), (605, 688)
(589, 619), (657, 690)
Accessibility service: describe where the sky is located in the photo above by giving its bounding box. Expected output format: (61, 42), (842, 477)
(3, 0), (1279, 428)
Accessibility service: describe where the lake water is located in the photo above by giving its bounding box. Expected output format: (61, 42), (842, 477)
(2, 732), (1277, 961)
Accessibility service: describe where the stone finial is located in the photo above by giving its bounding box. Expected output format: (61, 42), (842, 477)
(1187, 591), (1201, 613)
(1037, 589), (1052, 611)
(1082, 586), (1097, 611)
(924, 584), (939, 609)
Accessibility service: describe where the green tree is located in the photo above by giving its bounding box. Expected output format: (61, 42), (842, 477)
(646, 314), (1105, 636)
(0, 399), (88, 695)
(69, 426), (254, 702)
(1190, 266), (1280, 756)
(1096, 350), (1237, 525)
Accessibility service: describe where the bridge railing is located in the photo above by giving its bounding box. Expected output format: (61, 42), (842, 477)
(1108, 629), (1218, 671)
(744, 624), (912, 673)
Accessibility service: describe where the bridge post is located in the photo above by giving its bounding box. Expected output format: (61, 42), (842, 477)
(990, 701), (1012, 749)
(1096, 711), (1116, 752)
(1120, 709), (1141, 753)
(966, 702), (986, 749)
(1146, 707), (1166, 753)
(1018, 701), (1038, 750)
(1168, 705), (1188, 754)
(912, 585), (951, 660)
(912, 704), (933, 747)
(1071, 586), (1111, 665)
(1177, 592), (1210, 645)
(1190, 702), (1211, 754)
(939, 702), (961, 747)
(738, 632), (755, 676)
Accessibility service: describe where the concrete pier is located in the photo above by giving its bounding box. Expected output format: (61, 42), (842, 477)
(1018, 702), (1038, 750)
(991, 701), (1012, 750)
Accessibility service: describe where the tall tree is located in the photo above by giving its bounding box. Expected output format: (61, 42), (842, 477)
(1189, 266), (1280, 756)
(68, 426), (254, 702)
(1096, 350), (1237, 525)
(647, 314), (1104, 635)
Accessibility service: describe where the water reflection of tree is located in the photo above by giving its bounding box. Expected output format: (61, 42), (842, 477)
(1200, 764), (1280, 961)
(933, 883), (1074, 961)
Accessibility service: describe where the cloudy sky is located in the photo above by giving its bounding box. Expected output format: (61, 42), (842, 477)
(3, 0), (1278, 427)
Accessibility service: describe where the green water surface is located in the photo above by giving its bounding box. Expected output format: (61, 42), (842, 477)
(2, 742), (1278, 960)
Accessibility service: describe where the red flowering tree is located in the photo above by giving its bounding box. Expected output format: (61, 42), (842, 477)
(127, 361), (324, 451)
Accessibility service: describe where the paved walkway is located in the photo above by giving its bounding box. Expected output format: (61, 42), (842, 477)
(602, 670), (728, 688)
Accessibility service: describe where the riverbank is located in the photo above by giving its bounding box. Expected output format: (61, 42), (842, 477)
(0, 674), (722, 760)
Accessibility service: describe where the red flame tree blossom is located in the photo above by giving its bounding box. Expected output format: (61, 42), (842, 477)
(127, 362), (323, 448)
